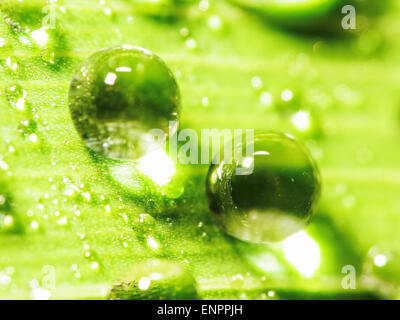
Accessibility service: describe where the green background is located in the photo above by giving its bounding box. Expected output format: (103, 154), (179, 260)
(0, 0), (399, 299)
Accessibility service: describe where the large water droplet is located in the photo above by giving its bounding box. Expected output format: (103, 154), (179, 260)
(108, 259), (198, 300)
(69, 45), (180, 160)
(206, 131), (321, 243)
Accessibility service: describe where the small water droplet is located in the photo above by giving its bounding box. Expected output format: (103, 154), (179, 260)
(146, 235), (159, 250)
(0, 188), (23, 234)
(185, 38), (197, 50)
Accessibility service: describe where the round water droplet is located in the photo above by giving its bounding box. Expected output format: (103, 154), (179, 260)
(206, 131), (321, 243)
(69, 45), (180, 160)
(363, 246), (400, 287)
(108, 259), (198, 300)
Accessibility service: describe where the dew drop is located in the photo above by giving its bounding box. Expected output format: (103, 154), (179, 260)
(206, 131), (321, 243)
(259, 91), (273, 108)
(4, 84), (28, 111)
(108, 259), (199, 300)
(231, 274), (245, 288)
(281, 89), (293, 102)
(69, 45), (180, 160)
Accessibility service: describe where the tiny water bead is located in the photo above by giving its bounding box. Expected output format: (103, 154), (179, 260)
(69, 45), (180, 160)
(109, 259), (198, 300)
(206, 132), (321, 243)
(4, 84), (28, 111)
